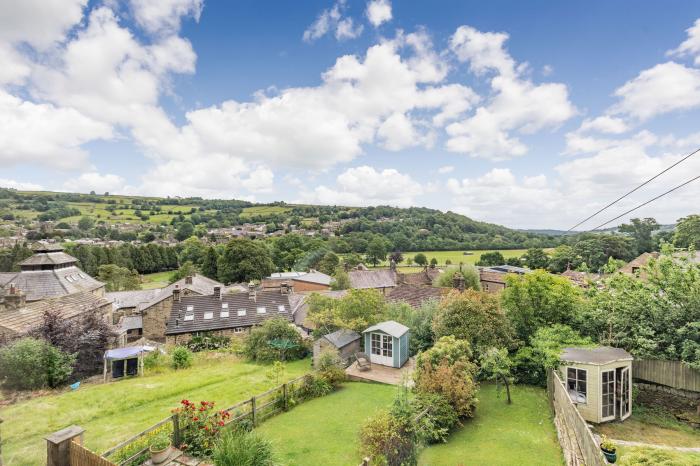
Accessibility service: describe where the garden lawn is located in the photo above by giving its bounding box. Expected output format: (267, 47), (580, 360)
(0, 354), (310, 466)
(617, 446), (700, 466)
(419, 384), (564, 466)
(140, 270), (173, 289)
(257, 382), (396, 466)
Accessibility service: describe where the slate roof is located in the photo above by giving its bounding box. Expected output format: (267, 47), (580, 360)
(19, 251), (77, 267)
(0, 291), (111, 335)
(0, 266), (104, 301)
(107, 289), (162, 310)
(348, 269), (397, 289)
(364, 320), (409, 338)
(322, 329), (361, 348)
(398, 268), (442, 286)
(0, 273), (15, 287)
(166, 290), (293, 335)
(138, 274), (224, 311)
(387, 284), (447, 309)
(561, 347), (633, 365)
(266, 271), (332, 286)
(119, 315), (143, 332)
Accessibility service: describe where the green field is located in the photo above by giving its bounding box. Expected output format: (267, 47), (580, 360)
(257, 382), (396, 465)
(419, 384), (563, 465)
(360, 249), (543, 269)
(0, 355), (311, 466)
(140, 271), (173, 289)
(239, 205), (292, 219)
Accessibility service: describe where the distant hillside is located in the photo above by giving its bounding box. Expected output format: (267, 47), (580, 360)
(0, 188), (563, 250)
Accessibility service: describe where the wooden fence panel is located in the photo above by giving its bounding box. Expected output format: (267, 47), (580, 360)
(70, 442), (115, 466)
(548, 370), (606, 466)
(633, 359), (700, 392)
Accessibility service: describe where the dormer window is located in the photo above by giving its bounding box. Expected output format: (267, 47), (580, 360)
(238, 309), (247, 316)
(257, 306), (266, 314)
(204, 311), (213, 320)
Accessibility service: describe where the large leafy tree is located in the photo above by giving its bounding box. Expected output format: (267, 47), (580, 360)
(217, 238), (275, 283)
(97, 264), (140, 291)
(306, 288), (386, 335)
(201, 246), (219, 280)
(673, 214), (700, 249)
(175, 221), (195, 241)
(619, 217), (660, 254)
(501, 270), (583, 345)
(476, 251), (505, 266)
(547, 245), (582, 273)
(521, 248), (549, 269)
(432, 290), (513, 358)
(365, 237), (388, 267)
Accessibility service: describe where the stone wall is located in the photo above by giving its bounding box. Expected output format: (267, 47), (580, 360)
(634, 382), (700, 424)
(165, 327), (249, 346)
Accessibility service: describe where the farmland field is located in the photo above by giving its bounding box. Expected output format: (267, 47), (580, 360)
(0, 355), (311, 466)
(356, 249), (549, 270)
(239, 205), (292, 219)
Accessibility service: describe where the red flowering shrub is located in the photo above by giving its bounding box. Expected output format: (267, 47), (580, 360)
(172, 399), (231, 457)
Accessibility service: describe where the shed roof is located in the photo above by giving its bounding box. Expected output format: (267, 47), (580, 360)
(323, 329), (361, 348)
(119, 315), (143, 332)
(363, 320), (409, 338)
(561, 346), (633, 365)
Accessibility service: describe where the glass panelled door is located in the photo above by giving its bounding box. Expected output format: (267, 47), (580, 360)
(620, 367), (631, 420)
(601, 370), (615, 420)
(370, 333), (393, 366)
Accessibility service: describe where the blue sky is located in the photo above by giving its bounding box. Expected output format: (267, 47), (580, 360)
(2, 0), (700, 229)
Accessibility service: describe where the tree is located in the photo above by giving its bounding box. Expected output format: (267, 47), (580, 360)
(78, 216), (95, 231)
(548, 245), (582, 273)
(429, 257), (438, 268)
(432, 290), (512, 358)
(389, 251), (404, 265)
(306, 288), (386, 335)
(476, 251), (505, 266)
(178, 236), (207, 266)
(414, 253), (427, 267)
(97, 264), (140, 291)
(0, 338), (75, 390)
(330, 267), (350, 290)
(522, 248), (549, 269)
(365, 237), (388, 267)
(501, 270), (583, 344)
(170, 261), (198, 283)
(217, 239), (275, 284)
(433, 265), (480, 290)
(175, 221), (195, 241)
(619, 217), (660, 254)
(201, 246), (219, 280)
(244, 318), (306, 362)
(480, 347), (513, 404)
(386, 300), (438, 354)
(316, 251), (340, 275)
(673, 214), (700, 249)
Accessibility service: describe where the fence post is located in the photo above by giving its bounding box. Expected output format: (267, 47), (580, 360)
(283, 383), (288, 411)
(172, 413), (181, 448)
(45, 425), (85, 466)
(251, 396), (257, 426)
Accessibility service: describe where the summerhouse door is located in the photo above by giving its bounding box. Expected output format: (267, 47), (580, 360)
(370, 333), (393, 366)
(620, 367), (631, 420)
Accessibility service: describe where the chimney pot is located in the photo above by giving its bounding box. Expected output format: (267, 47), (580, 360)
(173, 284), (181, 302)
(185, 275), (193, 285)
(214, 286), (221, 300)
(248, 283), (257, 302)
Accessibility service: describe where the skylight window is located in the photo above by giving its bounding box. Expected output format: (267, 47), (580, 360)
(204, 311), (213, 320)
(184, 314), (194, 321)
(221, 310), (229, 318)
(222, 303), (229, 309)
(278, 305), (286, 313)
(186, 305), (194, 312)
(238, 309), (247, 316)
(257, 306), (266, 314)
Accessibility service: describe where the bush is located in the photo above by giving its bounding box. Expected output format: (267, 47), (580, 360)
(212, 429), (276, 466)
(186, 333), (231, 352)
(433, 265), (480, 290)
(0, 338), (75, 390)
(243, 318), (306, 362)
(414, 359), (479, 419)
(143, 350), (167, 373)
(316, 350), (346, 388)
(412, 392), (459, 444)
(359, 410), (418, 466)
(296, 373), (333, 400)
(173, 399), (230, 457)
(171, 346), (193, 369)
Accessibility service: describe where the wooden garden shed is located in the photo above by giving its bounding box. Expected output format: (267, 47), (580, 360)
(362, 320), (409, 368)
(559, 346), (633, 423)
(313, 329), (361, 368)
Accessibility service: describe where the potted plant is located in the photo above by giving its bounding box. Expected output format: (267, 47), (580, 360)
(600, 435), (617, 463)
(149, 432), (172, 465)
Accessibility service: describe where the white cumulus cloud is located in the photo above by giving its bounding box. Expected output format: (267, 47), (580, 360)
(366, 0), (392, 27)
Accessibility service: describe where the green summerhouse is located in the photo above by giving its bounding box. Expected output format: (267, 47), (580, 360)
(362, 320), (409, 368)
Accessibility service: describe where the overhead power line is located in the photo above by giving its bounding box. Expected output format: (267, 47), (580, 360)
(567, 146), (700, 232)
(590, 174), (700, 231)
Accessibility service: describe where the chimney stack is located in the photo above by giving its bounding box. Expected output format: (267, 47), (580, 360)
(248, 283), (257, 302)
(173, 284), (181, 303)
(213, 286), (221, 300)
(185, 275), (193, 285)
(4, 283), (26, 311)
(280, 282), (292, 295)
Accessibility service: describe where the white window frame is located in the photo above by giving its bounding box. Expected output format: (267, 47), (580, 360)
(220, 310), (229, 318)
(203, 311), (213, 320)
(257, 306), (266, 314)
(566, 366), (588, 405)
(278, 305), (286, 313)
(183, 313), (194, 321)
(601, 369), (616, 421)
(237, 309), (247, 316)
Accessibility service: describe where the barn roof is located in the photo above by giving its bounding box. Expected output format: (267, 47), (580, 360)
(561, 347), (633, 365)
(386, 284), (446, 309)
(348, 269), (397, 289)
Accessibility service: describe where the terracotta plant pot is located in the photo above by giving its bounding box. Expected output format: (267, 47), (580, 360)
(149, 444), (171, 465)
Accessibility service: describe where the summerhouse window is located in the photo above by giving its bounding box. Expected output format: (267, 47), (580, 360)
(601, 370), (615, 418)
(567, 367), (587, 404)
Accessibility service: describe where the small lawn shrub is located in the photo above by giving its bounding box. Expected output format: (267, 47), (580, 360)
(359, 410), (418, 466)
(296, 373), (333, 400)
(243, 318), (306, 362)
(143, 350), (167, 373)
(212, 429), (276, 466)
(186, 333), (231, 352)
(0, 337), (75, 390)
(171, 346), (193, 369)
(172, 399), (231, 457)
(415, 359), (478, 419)
(316, 351), (346, 387)
(412, 392), (459, 444)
